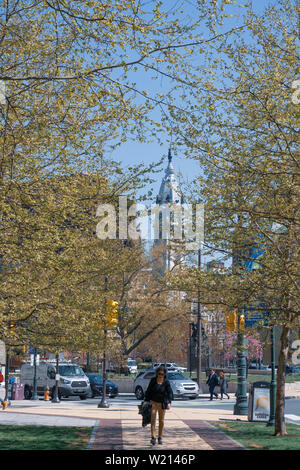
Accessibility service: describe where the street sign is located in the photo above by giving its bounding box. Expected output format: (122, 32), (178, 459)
(244, 306), (268, 327)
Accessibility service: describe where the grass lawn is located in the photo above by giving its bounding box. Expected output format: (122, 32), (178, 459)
(0, 425), (92, 450)
(212, 421), (300, 450)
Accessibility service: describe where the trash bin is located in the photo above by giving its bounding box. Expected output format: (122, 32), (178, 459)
(248, 381), (270, 422)
(11, 383), (25, 400)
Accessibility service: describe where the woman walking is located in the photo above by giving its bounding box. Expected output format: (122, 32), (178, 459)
(145, 365), (173, 445)
(219, 371), (230, 400)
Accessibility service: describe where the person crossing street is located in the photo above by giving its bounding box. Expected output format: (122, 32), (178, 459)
(206, 369), (219, 401)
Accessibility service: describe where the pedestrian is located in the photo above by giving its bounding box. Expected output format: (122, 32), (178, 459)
(206, 368), (219, 400)
(219, 371), (230, 400)
(144, 365), (173, 446)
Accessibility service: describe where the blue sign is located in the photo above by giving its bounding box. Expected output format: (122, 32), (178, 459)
(244, 306), (269, 327)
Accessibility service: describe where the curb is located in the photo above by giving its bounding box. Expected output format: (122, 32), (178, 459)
(204, 420), (246, 450)
(86, 420), (100, 450)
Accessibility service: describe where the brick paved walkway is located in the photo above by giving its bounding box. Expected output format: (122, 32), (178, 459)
(89, 418), (245, 450)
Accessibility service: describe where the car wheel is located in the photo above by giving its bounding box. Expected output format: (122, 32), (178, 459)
(135, 386), (144, 400)
(24, 386), (32, 400)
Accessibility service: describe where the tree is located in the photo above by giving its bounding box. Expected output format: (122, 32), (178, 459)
(224, 331), (264, 367)
(1, 0), (241, 356)
(166, 0), (299, 436)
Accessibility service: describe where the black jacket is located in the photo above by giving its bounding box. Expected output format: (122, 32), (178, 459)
(206, 373), (219, 388)
(145, 377), (173, 410)
(219, 377), (228, 392)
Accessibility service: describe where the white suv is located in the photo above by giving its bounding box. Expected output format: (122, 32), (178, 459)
(133, 369), (199, 400)
(153, 362), (187, 373)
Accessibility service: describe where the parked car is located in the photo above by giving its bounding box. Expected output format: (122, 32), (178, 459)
(153, 362), (187, 372)
(248, 362), (269, 370)
(127, 359), (138, 374)
(86, 374), (118, 398)
(20, 361), (90, 400)
(286, 365), (300, 374)
(133, 369), (199, 400)
(248, 362), (258, 369)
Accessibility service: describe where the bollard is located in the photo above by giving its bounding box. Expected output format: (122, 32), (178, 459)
(44, 387), (50, 401)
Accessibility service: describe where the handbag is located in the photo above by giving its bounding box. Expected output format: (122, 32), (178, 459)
(138, 400), (152, 427)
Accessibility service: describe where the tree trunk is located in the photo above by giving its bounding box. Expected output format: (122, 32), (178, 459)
(4, 348), (10, 403)
(274, 324), (290, 436)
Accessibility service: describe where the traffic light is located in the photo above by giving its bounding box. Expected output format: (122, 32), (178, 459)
(105, 299), (119, 327)
(106, 299), (119, 315)
(225, 311), (237, 332)
(240, 313), (245, 331)
(8, 320), (16, 335)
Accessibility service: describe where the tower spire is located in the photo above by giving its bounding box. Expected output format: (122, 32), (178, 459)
(168, 147), (172, 163)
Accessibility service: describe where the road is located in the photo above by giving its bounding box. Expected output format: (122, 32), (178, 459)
(1, 395), (299, 426)
(53, 395), (300, 423)
(94, 395), (300, 425)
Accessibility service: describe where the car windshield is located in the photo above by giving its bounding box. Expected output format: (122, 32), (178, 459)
(90, 375), (103, 384)
(128, 360), (136, 366)
(167, 372), (187, 380)
(58, 365), (84, 377)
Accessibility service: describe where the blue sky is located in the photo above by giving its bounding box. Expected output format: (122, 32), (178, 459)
(106, 0), (274, 203)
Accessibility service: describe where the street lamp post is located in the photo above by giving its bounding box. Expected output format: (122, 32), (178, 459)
(234, 310), (248, 415)
(196, 249), (203, 393)
(189, 323), (193, 378)
(32, 347), (39, 400)
(98, 327), (109, 408)
(52, 353), (60, 403)
(267, 325), (276, 427)
(98, 276), (110, 409)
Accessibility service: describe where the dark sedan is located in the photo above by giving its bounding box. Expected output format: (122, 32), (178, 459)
(86, 374), (119, 398)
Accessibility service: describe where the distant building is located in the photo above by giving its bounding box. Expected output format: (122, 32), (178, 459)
(152, 149), (185, 274)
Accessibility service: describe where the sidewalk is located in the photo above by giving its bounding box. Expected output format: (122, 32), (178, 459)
(0, 397), (246, 450)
